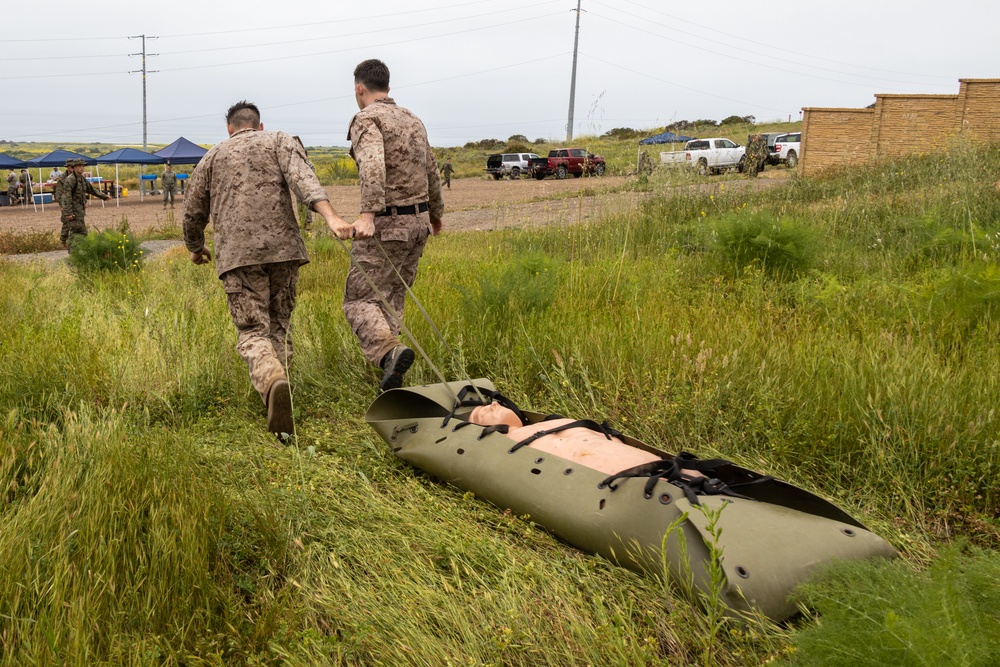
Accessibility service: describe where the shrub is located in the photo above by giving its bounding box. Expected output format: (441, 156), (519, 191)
(923, 262), (1000, 344)
(67, 229), (144, 273)
(0, 230), (62, 255)
(507, 134), (528, 143)
(712, 211), (818, 278)
(456, 250), (562, 318)
(504, 143), (530, 154)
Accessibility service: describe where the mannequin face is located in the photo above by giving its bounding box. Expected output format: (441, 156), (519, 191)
(469, 401), (522, 429)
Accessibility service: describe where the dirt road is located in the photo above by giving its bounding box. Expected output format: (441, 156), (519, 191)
(0, 171), (790, 237)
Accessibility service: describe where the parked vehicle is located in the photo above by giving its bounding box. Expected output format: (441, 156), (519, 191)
(485, 153), (540, 180)
(659, 138), (746, 175)
(528, 148), (606, 180)
(755, 132), (785, 165)
(774, 133), (801, 168)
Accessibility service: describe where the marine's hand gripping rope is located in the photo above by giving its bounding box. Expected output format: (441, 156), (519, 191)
(331, 234), (486, 405)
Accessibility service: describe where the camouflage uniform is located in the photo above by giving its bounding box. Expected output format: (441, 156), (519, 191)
(440, 160), (454, 189)
(344, 97), (444, 367)
(5, 171), (17, 205)
(161, 168), (178, 207)
(182, 128), (329, 406)
(59, 165), (109, 246)
(745, 134), (768, 178)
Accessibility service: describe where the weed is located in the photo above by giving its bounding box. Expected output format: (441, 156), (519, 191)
(712, 210), (819, 278)
(67, 229), (144, 273)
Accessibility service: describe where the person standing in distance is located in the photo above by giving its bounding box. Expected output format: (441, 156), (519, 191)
(343, 58), (444, 391)
(59, 159), (109, 247)
(183, 100), (355, 438)
(162, 162), (178, 208)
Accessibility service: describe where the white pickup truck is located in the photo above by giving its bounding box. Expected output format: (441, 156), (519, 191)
(660, 138), (747, 175)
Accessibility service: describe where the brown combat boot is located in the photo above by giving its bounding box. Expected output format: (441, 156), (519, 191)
(266, 378), (294, 439)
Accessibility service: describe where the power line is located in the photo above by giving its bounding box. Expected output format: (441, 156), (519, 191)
(603, 0), (958, 82)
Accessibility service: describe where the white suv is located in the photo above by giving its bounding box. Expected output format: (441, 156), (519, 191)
(485, 152), (540, 180)
(774, 133), (801, 168)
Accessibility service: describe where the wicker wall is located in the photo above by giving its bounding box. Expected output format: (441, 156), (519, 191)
(800, 79), (1000, 176)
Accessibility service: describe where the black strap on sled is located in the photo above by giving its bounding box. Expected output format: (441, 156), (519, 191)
(507, 419), (624, 453)
(598, 451), (773, 506)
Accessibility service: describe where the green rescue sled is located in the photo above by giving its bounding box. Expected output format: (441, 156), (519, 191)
(366, 379), (897, 622)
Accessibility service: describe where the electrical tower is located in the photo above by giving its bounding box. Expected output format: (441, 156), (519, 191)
(128, 34), (158, 150)
(566, 0), (583, 142)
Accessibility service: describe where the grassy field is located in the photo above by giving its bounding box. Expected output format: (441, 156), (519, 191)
(2, 136), (999, 665)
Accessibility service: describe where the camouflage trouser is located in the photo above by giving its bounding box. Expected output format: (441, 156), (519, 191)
(6, 186), (17, 204)
(163, 185), (176, 206)
(221, 261), (300, 405)
(60, 215), (87, 246)
(343, 212), (431, 366)
(443, 174), (451, 189)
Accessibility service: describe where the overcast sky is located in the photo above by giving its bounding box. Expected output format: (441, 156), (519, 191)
(1, 0), (996, 149)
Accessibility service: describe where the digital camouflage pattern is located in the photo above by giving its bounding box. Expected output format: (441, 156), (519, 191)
(162, 168), (178, 206)
(59, 171), (108, 245)
(343, 213), (431, 365)
(5, 171), (16, 203)
(348, 97), (444, 219)
(222, 261), (299, 404)
(182, 128), (328, 277)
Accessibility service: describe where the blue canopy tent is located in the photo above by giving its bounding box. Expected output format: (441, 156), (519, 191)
(23, 150), (97, 211)
(637, 130), (698, 172)
(1, 152), (27, 169)
(153, 137), (207, 165)
(1, 153), (27, 206)
(96, 147), (165, 205)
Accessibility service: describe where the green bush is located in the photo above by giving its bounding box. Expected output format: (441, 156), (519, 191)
(67, 229), (144, 273)
(713, 211), (819, 278)
(456, 250), (563, 318)
(923, 262), (1000, 345)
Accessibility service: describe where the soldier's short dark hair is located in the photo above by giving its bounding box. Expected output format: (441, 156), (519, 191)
(354, 59), (390, 92)
(226, 100), (261, 129)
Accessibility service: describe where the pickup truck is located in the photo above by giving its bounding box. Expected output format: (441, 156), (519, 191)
(528, 148), (606, 180)
(774, 132), (801, 168)
(659, 138), (746, 175)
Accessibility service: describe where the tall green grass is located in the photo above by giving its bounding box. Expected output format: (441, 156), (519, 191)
(2, 141), (1000, 664)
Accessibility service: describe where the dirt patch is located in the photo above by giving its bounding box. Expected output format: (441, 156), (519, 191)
(1, 172), (790, 240)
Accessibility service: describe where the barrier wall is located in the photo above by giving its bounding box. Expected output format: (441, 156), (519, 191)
(800, 79), (1000, 176)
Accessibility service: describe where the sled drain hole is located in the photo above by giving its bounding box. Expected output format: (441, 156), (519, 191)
(659, 493), (672, 505)
(599, 499), (606, 510)
(456, 448), (465, 455)
(435, 437), (447, 444)
(531, 468), (542, 475)
(841, 528), (857, 537)
(534, 457), (545, 464)
(563, 468), (574, 476)
(735, 566), (750, 579)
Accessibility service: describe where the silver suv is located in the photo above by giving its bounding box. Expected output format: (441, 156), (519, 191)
(485, 152), (540, 180)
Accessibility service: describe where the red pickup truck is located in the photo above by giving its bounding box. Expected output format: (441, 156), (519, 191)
(528, 148), (606, 180)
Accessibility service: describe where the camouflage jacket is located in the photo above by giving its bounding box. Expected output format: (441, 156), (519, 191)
(441, 162), (454, 177)
(348, 98), (444, 219)
(5, 172), (15, 188)
(182, 128), (328, 277)
(60, 173), (106, 219)
(161, 170), (178, 188)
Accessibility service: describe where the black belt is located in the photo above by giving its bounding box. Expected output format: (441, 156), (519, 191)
(375, 202), (428, 217)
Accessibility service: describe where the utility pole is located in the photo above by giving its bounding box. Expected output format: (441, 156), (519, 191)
(128, 34), (158, 150)
(566, 0), (583, 143)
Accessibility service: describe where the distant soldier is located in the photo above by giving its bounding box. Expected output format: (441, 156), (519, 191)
(52, 158), (73, 205)
(59, 158), (109, 247)
(162, 163), (178, 208)
(637, 150), (654, 175)
(744, 134), (768, 178)
(440, 157), (454, 189)
(18, 169), (31, 202)
(5, 169), (17, 205)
